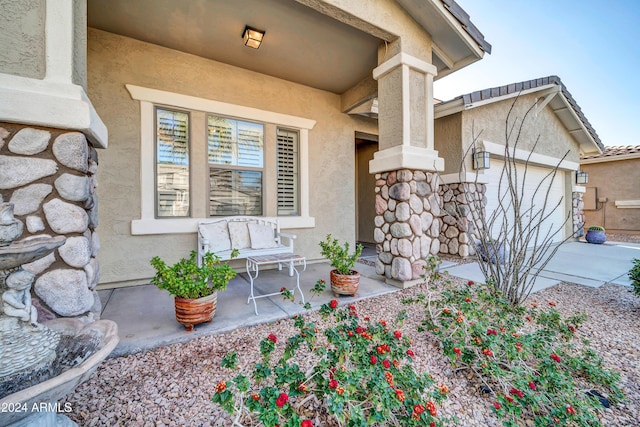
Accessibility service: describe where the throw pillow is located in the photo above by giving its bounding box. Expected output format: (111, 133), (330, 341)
(199, 221), (230, 253)
(248, 222), (278, 249)
(228, 221), (251, 249)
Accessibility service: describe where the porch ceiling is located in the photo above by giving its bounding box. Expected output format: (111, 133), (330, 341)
(87, 0), (380, 94)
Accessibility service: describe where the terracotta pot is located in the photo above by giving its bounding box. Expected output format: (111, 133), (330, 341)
(174, 292), (217, 331)
(330, 269), (360, 297)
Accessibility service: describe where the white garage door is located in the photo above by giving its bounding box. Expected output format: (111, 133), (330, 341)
(484, 160), (567, 244)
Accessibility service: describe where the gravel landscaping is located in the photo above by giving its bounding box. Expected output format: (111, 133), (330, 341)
(62, 272), (640, 427)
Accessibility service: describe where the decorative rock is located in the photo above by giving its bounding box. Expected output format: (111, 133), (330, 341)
(7, 128), (51, 155)
(459, 232), (470, 244)
(0, 127), (9, 149)
(386, 171), (397, 186)
(409, 194), (423, 214)
(397, 169), (413, 182)
(440, 243), (449, 254)
(390, 222), (412, 238)
(384, 210), (396, 223)
(412, 238), (421, 261)
(52, 132), (89, 172)
(414, 171), (426, 181)
(34, 269), (94, 317)
(421, 211), (433, 231)
(388, 199), (396, 211)
(427, 193), (441, 216)
(389, 183), (410, 201)
(443, 215), (457, 226)
(397, 239), (412, 257)
(378, 252), (393, 264)
(375, 259), (385, 275)
(89, 290), (102, 319)
(375, 194), (387, 215)
(409, 215), (422, 236)
(26, 215), (46, 233)
(429, 218), (440, 238)
(395, 202), (410, 221)
(391, 257), (412, 281)
(459, 244), (470, 257)
(374, 228), (385, 243)
(381, 223), (389, 233)
(390, 238), (398, 255)
(58, 236), (92, 268)
(445, 226), (460, 238)
(9, 183), (53, 215)
(430, 238), (440, 255)
(416, 181), (431, 197)
(91, 231), (101, 257)
(411, 260), (427, 280)
(23, 252), (56, 275)
(449, 238), (459, 254)
(0, 155), (57, 189)
(87, 195), (99, 228)
(55, 173), (90, 202)
(420, 236), (432, 258)
(374, 215), (385, 227)
(383, 240), (390, 252)
(43, 198), (89, 234)
(381, 185), (389, 200)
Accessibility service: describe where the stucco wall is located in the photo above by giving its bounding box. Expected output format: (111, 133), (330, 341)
(582, 158), (640, 232)
(88, 28), (378, 287)
(0, 0), (45, 79)
(461, 93), (580, 164)
(434, 113), (463, 174)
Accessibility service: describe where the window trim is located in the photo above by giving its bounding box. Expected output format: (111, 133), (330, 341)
(127, 84), (316, 235)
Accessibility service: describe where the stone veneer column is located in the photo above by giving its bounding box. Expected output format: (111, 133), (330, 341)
(572, 189), (586, 237)
(438, 181), (487, 257)
(374, 169), (441, 284)
(370, 51), (444, 288)
(0, 124), (101, 321)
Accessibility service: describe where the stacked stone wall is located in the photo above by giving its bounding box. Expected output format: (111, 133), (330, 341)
(373, 169), (441, 282)
(0, 123), (100, 322)
(572, 191), (585, 237)
(438, 182), (486, 257)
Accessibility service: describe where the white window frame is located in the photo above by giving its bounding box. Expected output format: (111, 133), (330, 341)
(126, 84), (316, 234)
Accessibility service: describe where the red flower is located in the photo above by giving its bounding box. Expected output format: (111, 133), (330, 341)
(483, 348), (493, 357)
(406, 349), (415, 357)
(370, 355), (377, 365)
(383, 359), (391, 369)
(509, 388), (524, 398)
(328, 379), (338, 389)
(393, 359), (400, 367)
(550, 353), (561, 363)
(394, 330), (402, 339)
(426, 401), (437, 416)
(251, 393), (260, 401)
(526, 316), (532, 322)
(568, 325), (576, 333)
(355, 326), (365, 334)
(280, 287), (286, 292)
(493, 402), (501, 410)
(566, 405), (576, 415)
(453, 347), (462, 355)
(467, 280), (474, 286)
(385, 371), (394, 387)
(455, 316), (464, 323)
(549, 301), (556, 307)
(275, 392), (288, 407)
(301, 421), (313, 427)
(336, 386), (344, 395)
(395, 388), (405, 402)
(348, 330), (354, 337)
(379, 319), (387, 327)
(215, 381), (226, 393)
(268, 333), (277, 343)
(505, 396), (514, 403)
(439, 384), (449, 394)
(528, 381), (536, 391)
(329, 299), (338, 309)
(487, 329), (497, 336)
(298, 382), (307, 392)
(413, 404), (425, 415)
(465, 297), (471, 302)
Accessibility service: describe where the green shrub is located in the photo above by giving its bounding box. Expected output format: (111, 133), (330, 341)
(403, 257), (623, 427)
(587, 226), (605, 232)
(630, 258), (640, 298)
(319, 234), (363, 275)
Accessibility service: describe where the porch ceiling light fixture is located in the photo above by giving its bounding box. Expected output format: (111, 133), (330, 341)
(242, 26), (265, 49)
(576, 170), (589, 184)
(472, 149), (490, 170)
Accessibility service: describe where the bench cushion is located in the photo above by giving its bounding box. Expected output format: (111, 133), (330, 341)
(248, 222), (279, 249)
(228, 221), (251, 249)
(199, 220), (230, 252)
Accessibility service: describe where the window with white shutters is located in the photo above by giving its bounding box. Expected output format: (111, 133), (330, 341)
(207, 115), (264, 216)
(156, 108), (190, 217)
(277, 129), (299, 216)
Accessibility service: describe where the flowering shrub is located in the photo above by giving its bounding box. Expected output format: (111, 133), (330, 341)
(213, 300), (450, 426)
(405, 257), (623, 427)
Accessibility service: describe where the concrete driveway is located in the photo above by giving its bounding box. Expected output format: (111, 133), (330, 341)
(444, 240), (640, 292)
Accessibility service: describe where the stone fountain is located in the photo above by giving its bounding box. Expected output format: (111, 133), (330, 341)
(0, 203), (118, 427)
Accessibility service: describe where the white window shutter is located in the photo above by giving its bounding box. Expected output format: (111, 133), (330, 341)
(277, 129), (299, 216)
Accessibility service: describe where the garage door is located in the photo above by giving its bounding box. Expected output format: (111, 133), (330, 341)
(484, 160), (567, 244)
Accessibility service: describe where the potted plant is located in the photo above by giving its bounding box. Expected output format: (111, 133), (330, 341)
(319, 234), (363, 297)
(150, 250), (238, 331)
(585, 226), (606, 244)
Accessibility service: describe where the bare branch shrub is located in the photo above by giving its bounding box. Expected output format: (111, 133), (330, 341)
(445, 97), (576, 305)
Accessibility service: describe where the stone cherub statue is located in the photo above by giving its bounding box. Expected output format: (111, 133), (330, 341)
(2, 269), (38, 324)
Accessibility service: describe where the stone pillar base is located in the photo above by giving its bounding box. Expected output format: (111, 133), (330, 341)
(373, 169), (441, 286)
(385, 277), (425, 289)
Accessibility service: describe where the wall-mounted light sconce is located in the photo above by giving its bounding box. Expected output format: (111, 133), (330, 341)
(472, 149), (490, 170)
(576, 170), (589, 185)
(242, 26), (265, 49)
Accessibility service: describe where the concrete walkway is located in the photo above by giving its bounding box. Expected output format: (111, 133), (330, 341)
(98, 240), (638, 357)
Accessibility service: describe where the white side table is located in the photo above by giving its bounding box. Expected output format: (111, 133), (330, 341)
(245, 254), (306, 315)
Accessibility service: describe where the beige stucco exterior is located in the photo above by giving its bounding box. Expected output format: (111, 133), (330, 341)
(88, 29), (379, 287)
(581, 158), (640, 232)
(0, 0), (46, 79)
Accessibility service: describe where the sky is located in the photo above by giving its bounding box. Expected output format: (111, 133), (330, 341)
(432, 0), (640, 147)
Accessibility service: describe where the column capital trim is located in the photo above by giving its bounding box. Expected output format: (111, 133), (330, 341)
(373, 52), (438, 81)
(369, 145), (444, 173)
